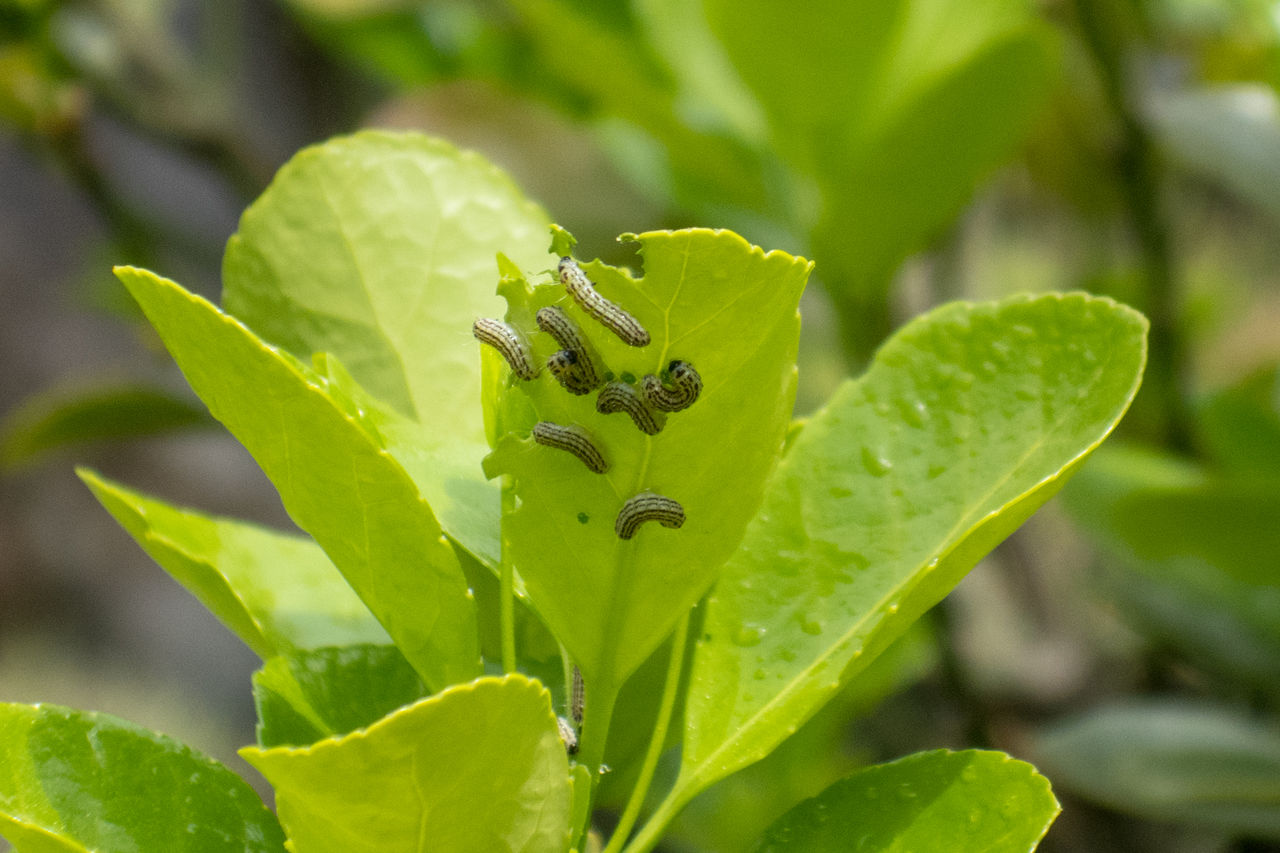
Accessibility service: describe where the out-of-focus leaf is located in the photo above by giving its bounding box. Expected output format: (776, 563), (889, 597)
(1195, 364), (1280, 479)
(1032, 701), (1280, 839)
(114, 265), (478, 691)
(753, 749), (1059, 852)
(670, 294), (1146, 815)
(483, 229), (810, 698)
(223, 131), (550, 568)
(1148, 85), (1280, 229)
(242, 674), (573, 853)
(79, 469), (389, 659)
(253, 645), (426, 748)
(0, 703), (284, 852)
(0, 384), (212, 468)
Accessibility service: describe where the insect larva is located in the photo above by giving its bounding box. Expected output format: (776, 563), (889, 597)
(596, 381), (666, 435)
(615, 492), (686, 540)
(570, 665), (584, 726)
(558, 257), (651, 347)
(641, 360), (702, 412)
(473, 318), (538, 380)
(558, 715), (579, 755)
(537, 306), (601, 389)
(547, 349), (595, 396)
(532, 421), (608, 474)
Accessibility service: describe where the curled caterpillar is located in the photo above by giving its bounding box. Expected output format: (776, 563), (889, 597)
(473, 318), (538, 380)
(547, 349), (595, 395)
(570, 665), (584, 727)
(532, 421), (608, 473)
(557, 715), (579, 755)
(537, 306), (601, 389)
(615, 492), (686, 540)
(596, 381), (666, 435)
(641, 360), (702, 412)
(558, 257), (650, 347)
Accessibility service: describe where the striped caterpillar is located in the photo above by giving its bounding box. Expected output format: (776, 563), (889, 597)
(642, 360), (702, 412)
(557, 716), (579, 755)
(596, 381), (666, 435)
(532, 421), (608, 473)
(537, 306), (602, 390)
(547, 350), (595, 396)
(558, 257), (651, 347)
(615, 492), (686, 540)
(570, 665), (584, 726)
(472, 318), (538, 380)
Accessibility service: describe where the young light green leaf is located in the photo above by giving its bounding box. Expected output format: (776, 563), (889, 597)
(0, 703), (285, 852)
(674, 293), (1146, 810)
(0, 383), (213, 468)
(1031, 701), (1280, 839)
(222, 131), (550, 568)
(754, 749), (1059, 852)
(253, 645), (427, 748)
(114, 265), (479, 691)
(484, 229), (811, 694)
(242, 674), (573, 853)
(78, 469), (389, 659)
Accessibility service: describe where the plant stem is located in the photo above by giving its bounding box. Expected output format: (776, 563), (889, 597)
(603, 613), (690, 853)
(619, 783), (695, 853)
(572, 677), (621, 850)
(499, 480), (516, 673)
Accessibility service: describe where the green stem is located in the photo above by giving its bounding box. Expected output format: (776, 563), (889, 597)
(619, 783), (696, 853)
(499, 480), (516, 674)
(603, 613), (690, 853)
(572, 676), (621, 850)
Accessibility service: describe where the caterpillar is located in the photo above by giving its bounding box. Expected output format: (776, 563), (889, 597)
(472, 318), (538, 380)
(558, 257), (651, 347)
(537, 306), (601, 389)
(557, 715), (579, 755)
(547, 350), (595, 396)
(596, 381), (666, 435)
(641, 360), (702, 412)
(532, 421), (608, 473)
(570, 665), (584, 726)
(615, 492), (686, 540)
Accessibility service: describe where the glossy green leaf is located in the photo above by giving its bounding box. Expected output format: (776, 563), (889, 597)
(253, 645), (427, 748)
(674, 293), (1146, 810)
(753, 749), (1059, 852)
(703, 0), (1058, 350)
(242, 674), (573, 853)
(78, 469), (389, 659)
(0, 702), (284, 852)
(0, 383), (212, 468)
(1032, 701), (1280, 839)
(114, 265), (479, 691)
(223, 131), (550, 568)
(483, 229), (811, 694)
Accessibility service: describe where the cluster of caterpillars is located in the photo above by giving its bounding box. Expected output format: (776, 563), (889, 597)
(474, 256), (700, 541)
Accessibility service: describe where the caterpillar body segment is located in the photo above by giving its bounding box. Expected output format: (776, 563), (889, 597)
(531, 421), (608, 473)
(537, 306), (602, 389)
(641, 360), (702, 412)
(615, 492), (686, 540)
(557, 716), (579, 755)
(595, 381), (666, 435)
(472, 318), (538, 380)
(547, 350), (595, 395)
(558, 257), (650, 347)
(570, 666), (584, 726)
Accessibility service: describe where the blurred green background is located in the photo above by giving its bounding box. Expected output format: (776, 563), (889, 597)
(2, 1), (1279, 850)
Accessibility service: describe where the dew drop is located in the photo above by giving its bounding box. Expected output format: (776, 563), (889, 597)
(886, 600), (899, 615)
(862, 446), (893, 476)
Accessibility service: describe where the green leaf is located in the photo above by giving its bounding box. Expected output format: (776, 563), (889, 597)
(753, 749), (1059, 853)
(1195, 364), (1280, 479)
(1031, 701), (1280, 839)
(0, 384), (212, 468)
(253, 645), (427, 748)
(78, 468), (389, 659)
(242, 674), (573, 853)
(703, 0), (1059, 349)
(222, 131), (551, 568)
(0, 702), (284, 852)
(675, 293), (1146, 809)
(114, 265), (479, 691)
(484, 229), (811, 693)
